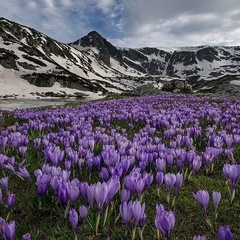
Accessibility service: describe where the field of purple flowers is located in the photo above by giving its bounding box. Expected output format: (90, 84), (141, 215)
(0, 94), (240, 239)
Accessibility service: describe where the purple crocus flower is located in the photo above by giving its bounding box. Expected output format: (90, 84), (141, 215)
(119, 201), (133, 227)
(79, 205), (88, 222)
(139, 213), (147, 228)
(105, 178), (120, 205)
(212, 191), (221, 211)
(100, 167), (109, 182)
(217, 225), (233, 240)
(136, 179), (145, 197)
(44, 147), (64, 167)
(88, 139), (95, 152)
(79, 182), (94, 207)
(16, 167), (31, 180)
(164, 173), (176, 191)
(156, 204), (165, 215)
(0, 136), (8, 149)
(0, 176), (8, 192)
(155, 158), (166, 172)
(193, 236), (206, 240)
(93, 182), (107, 209)
(64, 160), (71, 171)
(120, 189), (131, 203)
(155, 208), (176, 239)
(68, 209), (78, 230)
(124, 175), (137, 193)
(22, 233), (31, 240)
(6, 192), (16, 210)
(19, 146), (27, 158)
(156, 171), (164, 188)
(131, 200), (146, 226)
(33, 138), (41, 149)
(174, 173), (183, 194)
(192, 156), (202, 173)
(0, 189), (3, 205)
(67, 182), (80, 205)
(143, 173), (153, 189)
(193, 190), (210, 214)
(2, 220), (16, 240)
(58, 187), (68, 207)
(36, 173), (51, 196)
(223, 163), (240, 190)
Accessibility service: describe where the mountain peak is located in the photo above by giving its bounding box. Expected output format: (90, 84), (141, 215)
(80, 31), (105, 48)
(87, 31), (103, 38)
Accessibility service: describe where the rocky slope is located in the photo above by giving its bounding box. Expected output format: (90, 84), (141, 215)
(1, 17), (240, 98)
(70, 31), (240, 82)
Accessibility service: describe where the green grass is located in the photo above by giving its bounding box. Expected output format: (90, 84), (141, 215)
(0, 99), (240, 239)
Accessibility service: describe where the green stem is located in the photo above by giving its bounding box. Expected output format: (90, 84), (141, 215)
(187, 170), (193, 181)
(131, 226), (136, 240)
(114, 213), (120, 224)
(166, 192), (170, 204)
(172, 195), (176, 206)
(103, 205), (109, 227)
(210, 163), (214, 174)
(139, 226), (145, 240)
(156, 229), (160, 240)
(95, 211), (101, 236)
(64, 200), (70, 219)
(230, 189), (236, 205)
(183, 168), (189, 181)
(6, 211), (11, 222)
(38, 197), (42, 210)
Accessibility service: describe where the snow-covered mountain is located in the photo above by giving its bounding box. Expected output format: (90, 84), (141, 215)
(1, 17), (240, 99)
(70, 31), (240, 81)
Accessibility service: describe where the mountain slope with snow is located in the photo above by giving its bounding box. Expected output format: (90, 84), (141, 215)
(1, 17), (240, 99)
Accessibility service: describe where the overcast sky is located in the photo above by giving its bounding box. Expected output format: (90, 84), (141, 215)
(1, 0), (240, 48)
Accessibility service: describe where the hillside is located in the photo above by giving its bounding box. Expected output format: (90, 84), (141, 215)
(1, 17), (240, 98)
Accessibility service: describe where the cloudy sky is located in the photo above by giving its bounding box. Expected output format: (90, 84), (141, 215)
(1, 0), (240, 48)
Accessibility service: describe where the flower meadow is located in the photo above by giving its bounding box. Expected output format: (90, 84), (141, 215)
(0, 94), (240, 239)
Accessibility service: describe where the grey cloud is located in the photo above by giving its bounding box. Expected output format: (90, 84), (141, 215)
(118, 0), (240, 47)
(1, 0), (240, 47)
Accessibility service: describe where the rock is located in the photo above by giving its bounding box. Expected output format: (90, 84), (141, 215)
(162, 79), (192, 93)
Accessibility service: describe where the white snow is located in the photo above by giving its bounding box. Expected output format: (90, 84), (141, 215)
(230, 80), (240, 86)
(0, 65), (104, 102)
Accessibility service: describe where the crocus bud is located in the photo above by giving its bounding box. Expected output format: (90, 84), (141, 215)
(2, 220), (16, 240)
(217, 225), (233, 240)
(79, 205), (88, 222)
(131, 200), (145, 226)
(193, 236), (206, 240)
(155, 208), (175, 239)
(121, 189), (131, 203)
(68, 209), (78, 230)
(16, 167), (31, 180)
(156, 171), (164, 187)
(212, 191), (221, 211)
(22, 233), (31, 240)
(6, 192), (16, 210)
(164, 173), (176, 191)
(174, 173), (183, 194)
(119, 201), (133, 227)
(0, 176), (8, 192)
(193, 190), (209, 214)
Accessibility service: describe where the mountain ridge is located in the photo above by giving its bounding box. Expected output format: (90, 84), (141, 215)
(0, 17), (240, 99)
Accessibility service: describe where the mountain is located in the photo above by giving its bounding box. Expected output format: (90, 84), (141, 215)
(1, 17), (240, 99)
